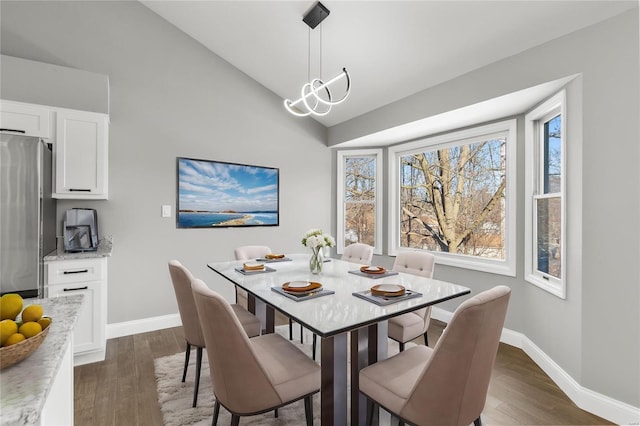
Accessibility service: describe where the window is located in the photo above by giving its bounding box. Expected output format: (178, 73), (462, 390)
(337, 149), (383, 254)
(389, 120), (517, 276)
(525, 91), (566, 298)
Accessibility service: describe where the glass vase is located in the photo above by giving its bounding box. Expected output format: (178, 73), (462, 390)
(309, 247), (324, 274)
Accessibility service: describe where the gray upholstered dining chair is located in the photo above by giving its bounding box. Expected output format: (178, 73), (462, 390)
(341, 242), (374, 265)
(168, 260), (261, 407)
(234, 245), (303, 344)
(388, 251), (436, 351)
(307, 243), (375, 360)
(233, 245), (272, 265)
(359, 285), (511, 426)
(307, 242), (375, 358)
(233, 245), (272, 308)
(191, 278), (320, 426)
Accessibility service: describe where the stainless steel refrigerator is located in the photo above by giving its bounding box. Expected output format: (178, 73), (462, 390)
(0, 133), (57, 298)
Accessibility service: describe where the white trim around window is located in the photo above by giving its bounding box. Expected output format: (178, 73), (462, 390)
(525, 90), (567, 298)
(336, 149), (383, 255)
(388, 119), (517, 276)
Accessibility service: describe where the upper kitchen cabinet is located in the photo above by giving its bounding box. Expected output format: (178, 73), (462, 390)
(0, 100), (53, 139)
(54, 109), (109, 199)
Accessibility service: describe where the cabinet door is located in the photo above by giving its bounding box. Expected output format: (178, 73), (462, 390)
(54, 109), (108, 199)
(48, 281), (104, 354)
(0, 100), (52, 138)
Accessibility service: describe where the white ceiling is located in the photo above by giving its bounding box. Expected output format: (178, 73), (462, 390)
(141, 1), (636, 128)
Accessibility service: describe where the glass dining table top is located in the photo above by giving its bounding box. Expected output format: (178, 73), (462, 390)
(207, 253), (471, 338)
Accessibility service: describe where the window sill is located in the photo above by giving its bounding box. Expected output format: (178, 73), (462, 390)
(525, 273), (566, 299)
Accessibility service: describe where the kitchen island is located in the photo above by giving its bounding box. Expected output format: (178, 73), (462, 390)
(0, 295), (83, 425)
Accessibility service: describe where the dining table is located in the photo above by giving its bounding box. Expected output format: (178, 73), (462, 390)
(207, 253), (471, 425)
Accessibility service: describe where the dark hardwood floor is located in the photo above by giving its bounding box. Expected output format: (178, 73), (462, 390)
(74, 320), (612, 425)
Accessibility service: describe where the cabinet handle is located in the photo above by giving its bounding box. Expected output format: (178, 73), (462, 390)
(0, 128), (27, 133)
(63, 269), (89, 274)
(69, 189), (92, 192)
(63, 286), (88, 292)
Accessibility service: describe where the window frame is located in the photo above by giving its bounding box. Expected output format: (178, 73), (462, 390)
(388, 119), (517, 276)
(336, 149), (383, 255)
(525, 90), (566, 298)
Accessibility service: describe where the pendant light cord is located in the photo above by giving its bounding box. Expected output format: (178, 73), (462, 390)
(307, 25), (323, 81)
(319, 25), (323, 80)
(307, 27), (311, 82)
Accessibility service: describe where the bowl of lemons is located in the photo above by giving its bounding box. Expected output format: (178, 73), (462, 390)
(0, 294), (52, 370)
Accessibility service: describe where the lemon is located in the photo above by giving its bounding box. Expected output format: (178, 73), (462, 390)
(0, 294), (23, 320)
(21, 304), (43, 323)
(0, 319), (18, 345)
(38, 317), (52, 330)
(4, 333), (25, 346)
(19, 321), (42, 339)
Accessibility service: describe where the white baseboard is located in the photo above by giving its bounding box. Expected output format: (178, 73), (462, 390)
(432, 307), (639, 425)
(74, 349), (105, 367)
(106, 313), (181, 339)
(521, 336), (640, 425)
(107, 309), (640, 425)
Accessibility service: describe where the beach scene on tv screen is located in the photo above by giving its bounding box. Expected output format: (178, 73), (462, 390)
(178, 158), (279, 227)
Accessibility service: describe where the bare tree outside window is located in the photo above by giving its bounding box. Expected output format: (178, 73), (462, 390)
(344, 157), (376, 247)
(399, 137), (507, 259)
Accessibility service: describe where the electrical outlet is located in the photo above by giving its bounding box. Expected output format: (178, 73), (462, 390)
(161, 205), (171, 218)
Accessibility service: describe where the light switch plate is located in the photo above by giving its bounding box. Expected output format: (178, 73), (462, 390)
(161, 205), (171, 218)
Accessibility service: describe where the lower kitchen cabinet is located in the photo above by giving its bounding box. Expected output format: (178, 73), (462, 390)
(46, 257), (107, 365)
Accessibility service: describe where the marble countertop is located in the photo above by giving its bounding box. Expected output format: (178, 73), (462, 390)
(44, 235), (112, 261)
(0, 295), (84, 426)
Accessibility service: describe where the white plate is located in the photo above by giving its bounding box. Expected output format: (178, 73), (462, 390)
(283, 288), (321, 296)
(243, 261), (263, 268)
(374, 284), (404, 293)
(287, 280), (311, 288)
(364, 266), (382, 272)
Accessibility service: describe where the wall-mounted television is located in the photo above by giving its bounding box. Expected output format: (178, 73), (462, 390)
(177, 157), (279, 228)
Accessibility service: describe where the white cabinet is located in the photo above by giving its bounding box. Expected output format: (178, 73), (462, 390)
(41, 337), (74, 425)
(0, 99), (109, 200)
(54, 109), (109, 199)
(46, 257), (107, 365)
(0, 99), (52, 138)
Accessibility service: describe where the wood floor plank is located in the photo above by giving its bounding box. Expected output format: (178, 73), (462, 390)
(114, 335), (138, 425)
(91, 335), (122, 426)
(73, 363), (98, 425)
(74, 323), (613, 425)
(133, 331), (164, 426)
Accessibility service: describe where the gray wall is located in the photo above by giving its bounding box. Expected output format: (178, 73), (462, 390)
(330, 9), (639, 407)
(0, 1), (329, 321)
(1, 54), (109, 114)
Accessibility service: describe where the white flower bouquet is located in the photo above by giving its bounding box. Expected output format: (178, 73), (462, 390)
(301, 229), (335, 274)
(301, 228), (336, 249)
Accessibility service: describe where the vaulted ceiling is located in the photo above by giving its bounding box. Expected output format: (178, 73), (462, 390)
(141, 1), (636, 128)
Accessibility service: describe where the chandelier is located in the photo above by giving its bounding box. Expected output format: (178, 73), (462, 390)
(284, 2), (351, 117)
